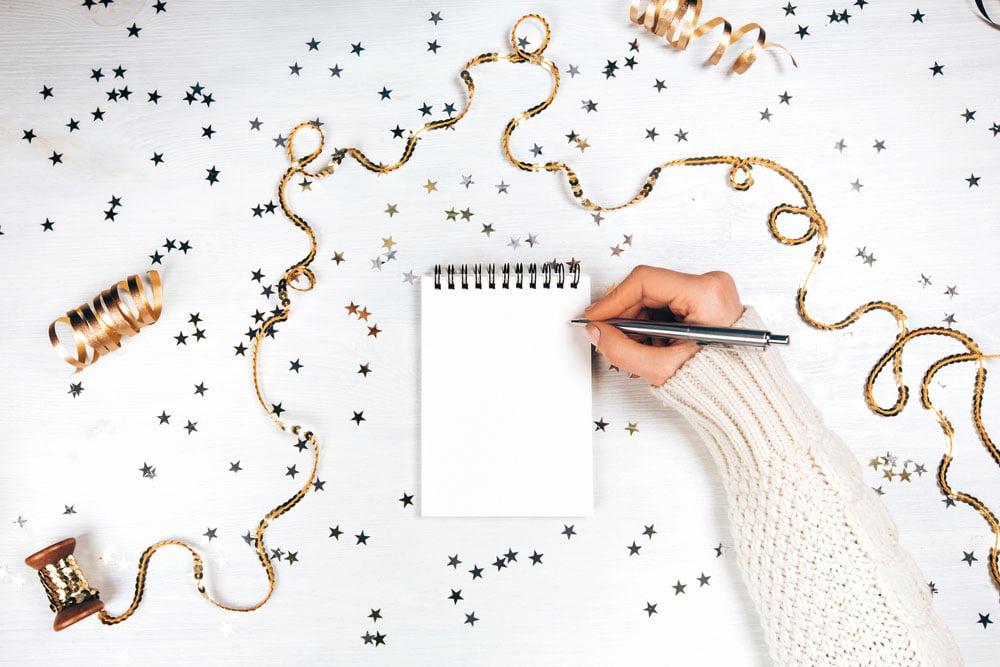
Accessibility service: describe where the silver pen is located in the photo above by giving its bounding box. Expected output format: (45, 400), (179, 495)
(569, 318), (790, 349)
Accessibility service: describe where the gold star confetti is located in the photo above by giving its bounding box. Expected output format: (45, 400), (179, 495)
(299, 177), (312, 191)
(567, 258), (581, 271)
(604, 282), (617, 295)
(381, 236), (397, 250)
(331, 251), (345, 264)
(357, 307), (371, 321)
(445, 208), (458, 221)
(384, 203), (399, 217)
(459, 207), (474, 221)
(575, 137), (590, 152)
(865, 451), (926, 485)
(345, 301), (360, 316)
(367, 324), (382, 338)
(625, 421), (639, 436)
(423, 179), (438, 193)
(481, 223), (495, 236)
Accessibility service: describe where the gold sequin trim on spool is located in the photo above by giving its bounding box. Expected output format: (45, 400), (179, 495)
(48, 269), (162, 371)
(39, 556), (100, 612)
(25, 537), (105, 631)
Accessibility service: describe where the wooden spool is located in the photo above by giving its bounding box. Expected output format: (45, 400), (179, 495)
(25, 537), (105, 631)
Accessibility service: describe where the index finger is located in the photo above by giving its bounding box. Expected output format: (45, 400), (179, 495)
(583, 265), (701, 320)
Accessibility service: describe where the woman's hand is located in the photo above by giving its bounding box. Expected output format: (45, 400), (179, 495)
(582, 265), (744, 388)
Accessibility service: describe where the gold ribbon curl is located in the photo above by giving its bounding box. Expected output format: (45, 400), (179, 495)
(49, 270), (162, 372)
(629, 0), (797, 74)
(98, 12), (999, 624)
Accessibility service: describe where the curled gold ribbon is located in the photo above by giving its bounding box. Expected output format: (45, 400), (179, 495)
(975, 0), (1000, 28)
(48, 270), (162, 372)
(99, 13), (999, 625)
(628, 0), (797, 74)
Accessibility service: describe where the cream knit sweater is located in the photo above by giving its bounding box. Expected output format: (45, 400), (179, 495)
(647, 304), (964, 665)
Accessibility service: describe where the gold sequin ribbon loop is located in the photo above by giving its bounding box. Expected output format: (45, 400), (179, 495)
(280, 14), (1000, 600)
(48, 270), (162, 371)
(629, 0), (796, 74)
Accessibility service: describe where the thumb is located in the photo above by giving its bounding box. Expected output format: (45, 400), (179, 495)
(586, 321), (700, 387)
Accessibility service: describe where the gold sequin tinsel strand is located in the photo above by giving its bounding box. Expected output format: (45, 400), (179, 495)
(98, 13), (1000, 622)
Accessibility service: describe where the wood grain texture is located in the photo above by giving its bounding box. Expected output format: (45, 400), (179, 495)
(1, 0), (998, 664)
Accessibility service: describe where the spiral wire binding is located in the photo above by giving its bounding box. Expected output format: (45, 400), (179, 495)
(433, 262), (581, 290)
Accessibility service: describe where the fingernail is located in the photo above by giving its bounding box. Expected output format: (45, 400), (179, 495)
(584, 303), (595, 313)
(585, 323), (600, 348)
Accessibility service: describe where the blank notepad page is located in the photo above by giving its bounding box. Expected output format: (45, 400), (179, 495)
(420, 264), (593, 517)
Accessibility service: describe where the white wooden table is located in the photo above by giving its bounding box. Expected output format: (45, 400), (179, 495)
(1, 1), (998, 664)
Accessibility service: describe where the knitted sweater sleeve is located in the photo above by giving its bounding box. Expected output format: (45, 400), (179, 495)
(647, 304), (964, 665)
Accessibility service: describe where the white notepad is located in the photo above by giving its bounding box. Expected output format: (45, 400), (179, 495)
(420, 263), (593, 517)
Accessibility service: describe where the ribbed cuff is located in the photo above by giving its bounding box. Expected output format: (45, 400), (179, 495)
(648, 304), (824, 478)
